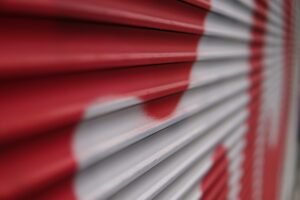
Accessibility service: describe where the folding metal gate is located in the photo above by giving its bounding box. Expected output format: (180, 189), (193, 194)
(0, 0), (299, 199)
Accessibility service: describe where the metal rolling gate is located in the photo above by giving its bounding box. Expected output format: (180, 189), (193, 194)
(0, 0), (299, 200)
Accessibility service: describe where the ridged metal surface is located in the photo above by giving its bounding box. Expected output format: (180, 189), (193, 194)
(0, 0), (298, 200)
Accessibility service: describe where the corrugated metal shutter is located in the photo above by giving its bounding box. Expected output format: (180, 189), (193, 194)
(0, 0), (298, 200)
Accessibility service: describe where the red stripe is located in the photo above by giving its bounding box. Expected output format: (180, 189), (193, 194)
(201, 155), (227, 193)
(240, 1), (269, 199)
(0, 0), (208, 34)
(216, 186), (228, 200)
(201, 173), (228, 200)
(182, 0), (211, 10)
(200, 145), (229, 200)
(0, 17), (200, 79)
(0, 127), (76, 199)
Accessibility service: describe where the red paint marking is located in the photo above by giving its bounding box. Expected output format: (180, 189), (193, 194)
(31, 178), (75, 200)
(240, 76), (262, 200)
(200, 145), (229, 200)
(262, 1), (294, 200)
(0, 0), (208, 34)
(0, 2), (209, 80)
(0, 2), (211, 199)
(141, 63), (192, 119)
(201, 157), (227, 192)
(0, 127), (76, 200)
(182, 0), (211, 10)
(202, 172), (228, 200)
(217, 184), (229, 200)
(0, 14), (206, 144)
(240, 1), (269, 200)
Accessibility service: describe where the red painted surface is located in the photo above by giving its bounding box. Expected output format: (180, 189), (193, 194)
(0, 17), (201, 79)
(200, 145), (229, 200)
(182, 0), (211, 10)
(0, 1), (210, 199)
(217, 186), (229, 200)
(0, 9), (208, 141)
(0, 127), (77, 199)
(240, 1), (269, 199)
(0, 0), (208, 34)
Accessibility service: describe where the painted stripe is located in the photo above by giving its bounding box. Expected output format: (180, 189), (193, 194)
(240, 0), (269, 199)
(0, 0), (208, 34)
